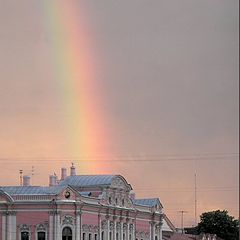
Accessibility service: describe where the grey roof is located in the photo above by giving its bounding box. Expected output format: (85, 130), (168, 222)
(133, 198), (161, 207)
(59, 175), (115, 187)
(0, 186), (66, 195)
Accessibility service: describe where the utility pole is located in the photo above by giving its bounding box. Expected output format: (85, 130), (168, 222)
(194, 173), (197, 226)
(178, 210), (187, 234)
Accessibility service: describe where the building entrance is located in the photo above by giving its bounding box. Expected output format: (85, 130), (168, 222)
(62, 227), (72, 240)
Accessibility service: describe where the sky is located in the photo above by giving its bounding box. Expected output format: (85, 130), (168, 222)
(0, 0), (239, 227)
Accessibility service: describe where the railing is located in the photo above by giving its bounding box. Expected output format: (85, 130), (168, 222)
(13, 195), (53, 201)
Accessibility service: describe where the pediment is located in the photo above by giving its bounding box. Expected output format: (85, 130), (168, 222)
(0, 190), (14, 203)
(56, 186), (80, 201)
(110, 176), (132, 191)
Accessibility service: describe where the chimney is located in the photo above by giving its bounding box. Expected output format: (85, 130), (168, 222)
(70, 163), (76, 176)
(61, 168), (67, 180)
(49, 175), (57, 186)
(23, 175), (30, 186)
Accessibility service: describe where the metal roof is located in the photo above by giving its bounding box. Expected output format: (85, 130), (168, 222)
(0, 186), (65, 195)
(133, 198), (161, 207)
(59, 175), (115, 187)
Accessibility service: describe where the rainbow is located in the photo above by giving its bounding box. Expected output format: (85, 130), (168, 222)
(41, 1), (112, 173)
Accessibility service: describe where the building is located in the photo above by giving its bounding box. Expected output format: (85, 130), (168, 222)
(0, 164), (169, 240)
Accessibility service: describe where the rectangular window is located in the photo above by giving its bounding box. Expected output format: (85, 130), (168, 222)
(38, 232), (46, 240)
(21, 232), (29, 240)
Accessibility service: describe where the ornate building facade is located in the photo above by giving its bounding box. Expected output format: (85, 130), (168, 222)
(0, 165), (164, 240)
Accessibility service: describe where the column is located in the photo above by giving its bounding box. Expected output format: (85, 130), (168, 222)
(9, 212), (16, 240)
(53, 211), (61, 240)
(132, 221), (135, 240)
(75, 211), (81, 240)
(150, 222), (156, 240)
(106, 216), (110, 240)
(120, 220), (123, 240)
(98, 214), (102, 240)
(49, 212), (54, 240)
(159, 220), (163, 240)
(113, 217), (117, 240)
(56, 212), (61, 240)
(2, 213), (6, 240)
(54, 212), (57, 240)
(6, 212), (11, 240)
(126, 219), (129, 240)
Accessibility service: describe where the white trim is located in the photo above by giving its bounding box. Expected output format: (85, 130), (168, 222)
(2, 214), (6, 240)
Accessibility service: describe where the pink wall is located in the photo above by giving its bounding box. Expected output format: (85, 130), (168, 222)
(17, 211), (49, 240)
(81, 213), (98, 225)
(136, 219), (150, 232)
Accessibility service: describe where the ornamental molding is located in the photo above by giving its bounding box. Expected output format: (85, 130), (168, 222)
(36, 223), (48, 232)
(19, 224), (31, 232)
(123, 223), (127, 232)
(111, 177), (127, 190)
(110, 221), (114, 231)
(82, 224), (89, 232)
(136, 231), (150, 239)
(116, 222), (121, 231)
(82, 224), (98, 233)
(62, 215), (74, 225)
(101, 220), (107, 230)
(129, 224), (133, 232)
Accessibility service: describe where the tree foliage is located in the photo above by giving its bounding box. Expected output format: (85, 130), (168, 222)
(197, 210), (239, 240)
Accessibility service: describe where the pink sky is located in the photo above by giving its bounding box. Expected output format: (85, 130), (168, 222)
(0, 0), (238, 227)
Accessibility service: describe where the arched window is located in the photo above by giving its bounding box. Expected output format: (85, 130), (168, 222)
(155, 236), (158, 240)
(88, 233), (92, 240)
(116, 232), (119, 240)
(123, 233), (125, 240)
(62, 227), (72, 240)
(109, 232), (112, 240)
(83, 233), (86, 240)
(37, 232), (46, 240)
(21, 232), (29, 240)
(94, 233), (97, 240)
(101, 231), (104, 240)
(129, 234), (132, 240)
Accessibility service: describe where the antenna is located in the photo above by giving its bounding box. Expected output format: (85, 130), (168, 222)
(19, 170), (23, 186)
(31, 166), (34, 185)
(178, 210), (188, 234)
(194, 173), (197, 226)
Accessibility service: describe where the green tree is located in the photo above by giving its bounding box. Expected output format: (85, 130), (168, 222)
(197, 210), (239, 240)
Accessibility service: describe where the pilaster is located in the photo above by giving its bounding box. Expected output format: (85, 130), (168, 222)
(98, 214), (102, 240)
(49, 211), (54, 240)
(75, 210), (81, 240)
(106, 215), (110, 240)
